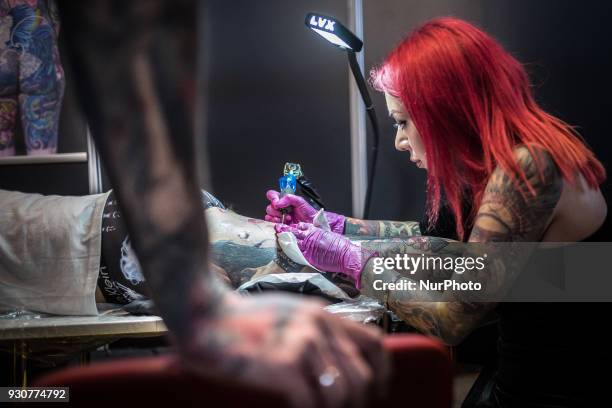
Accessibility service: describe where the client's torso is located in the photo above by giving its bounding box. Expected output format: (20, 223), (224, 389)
(96, 190), (151, 304)
(96, 190), (231, 304)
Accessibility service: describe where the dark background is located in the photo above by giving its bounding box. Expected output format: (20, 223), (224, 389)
(0, 35), (90, 195)
(201, 0), (353, 216)
(1, 0), (610, 236)
(364, 0), (612, 225)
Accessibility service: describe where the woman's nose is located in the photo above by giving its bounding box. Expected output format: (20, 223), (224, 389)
(395, 131), (411, 152)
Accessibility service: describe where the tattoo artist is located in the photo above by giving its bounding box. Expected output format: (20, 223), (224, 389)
(267, 18), (608, 407)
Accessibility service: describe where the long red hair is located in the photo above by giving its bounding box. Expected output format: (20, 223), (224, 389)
(371, 17), (605, 240)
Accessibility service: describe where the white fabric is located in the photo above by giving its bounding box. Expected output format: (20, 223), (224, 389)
(277, 232), (322, 272)
(0, 189), (110, 316)
(277, 208), (330, 271)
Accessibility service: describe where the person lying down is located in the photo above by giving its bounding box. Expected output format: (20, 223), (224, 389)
(97, 189), (362, 306)
(0, 188), (362, 316)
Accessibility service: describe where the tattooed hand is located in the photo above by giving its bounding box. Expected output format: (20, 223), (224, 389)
(183, 292), (389, 408)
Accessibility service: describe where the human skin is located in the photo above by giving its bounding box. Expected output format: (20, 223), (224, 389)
(94, 198), (359, 302)
(279, 125), (566, 347)
(278, 92), (426, 240)
(335, 105), (562, 348)
(264, 92), (426, 240)
(357, 146), (562, 345)
(287, 81), (607, 349)
(181, 202), (374, 288)
(58, 2), (387, 406)
(340, 93), (426, 239)
(385, 93), (427, 169)
(267, 94), (427, 240)
(94, 189), (384, 303)
(205, 203), (416, 288)
(205, 205), (315, 287)
(350, 93), (607, 346)
(274, 87), (606, 347)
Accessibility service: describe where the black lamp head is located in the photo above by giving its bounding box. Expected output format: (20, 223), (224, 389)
(305, 12), (363, 52)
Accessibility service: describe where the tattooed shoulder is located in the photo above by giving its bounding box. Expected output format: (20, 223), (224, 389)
(470, 145), (563, 242)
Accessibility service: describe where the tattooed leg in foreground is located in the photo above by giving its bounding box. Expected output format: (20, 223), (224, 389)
(59, 2), (386, 407)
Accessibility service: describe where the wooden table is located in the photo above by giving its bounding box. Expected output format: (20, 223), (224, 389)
(0, 314), (167, 386)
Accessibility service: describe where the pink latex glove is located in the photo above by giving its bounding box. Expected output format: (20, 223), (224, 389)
(265, 190), (345, 234)
(275, 223), (377, 289)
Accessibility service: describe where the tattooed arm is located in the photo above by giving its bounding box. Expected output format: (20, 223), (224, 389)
(359, 146), (562, 345)
(344, 217), (422, 239)
(59, 2), (386, 406)
(265, 187), (422, 239)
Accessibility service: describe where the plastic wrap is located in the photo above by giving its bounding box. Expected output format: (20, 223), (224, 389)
(0, 309), (45, 320)
(238, 273), (386, 324)
(237, 273), (350, 303)
(323, 296), (386, 324)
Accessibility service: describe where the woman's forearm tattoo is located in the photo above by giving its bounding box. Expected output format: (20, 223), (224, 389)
(359, 146), (563, 344)
(344, 218), (421, 239)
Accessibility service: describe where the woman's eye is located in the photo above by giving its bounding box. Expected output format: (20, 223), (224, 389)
(393, 121), (407, 130)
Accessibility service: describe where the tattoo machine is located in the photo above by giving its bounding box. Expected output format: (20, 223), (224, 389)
(278, 173), (297, 224)
(282, 162), (325, 210)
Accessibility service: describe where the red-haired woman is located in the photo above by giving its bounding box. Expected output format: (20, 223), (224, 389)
(267, 17), (609, 406)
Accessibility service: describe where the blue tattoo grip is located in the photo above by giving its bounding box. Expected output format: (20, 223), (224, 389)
(278, 174), (297, 223)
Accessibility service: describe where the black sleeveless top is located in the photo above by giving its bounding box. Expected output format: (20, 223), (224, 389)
(422, 200), (612, 407)
(466, 213), (612, 407)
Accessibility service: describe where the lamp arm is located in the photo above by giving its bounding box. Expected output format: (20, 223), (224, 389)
(347, 51), (379, 219)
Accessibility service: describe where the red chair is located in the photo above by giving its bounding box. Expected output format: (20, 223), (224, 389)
(33, 334), (452, 407)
